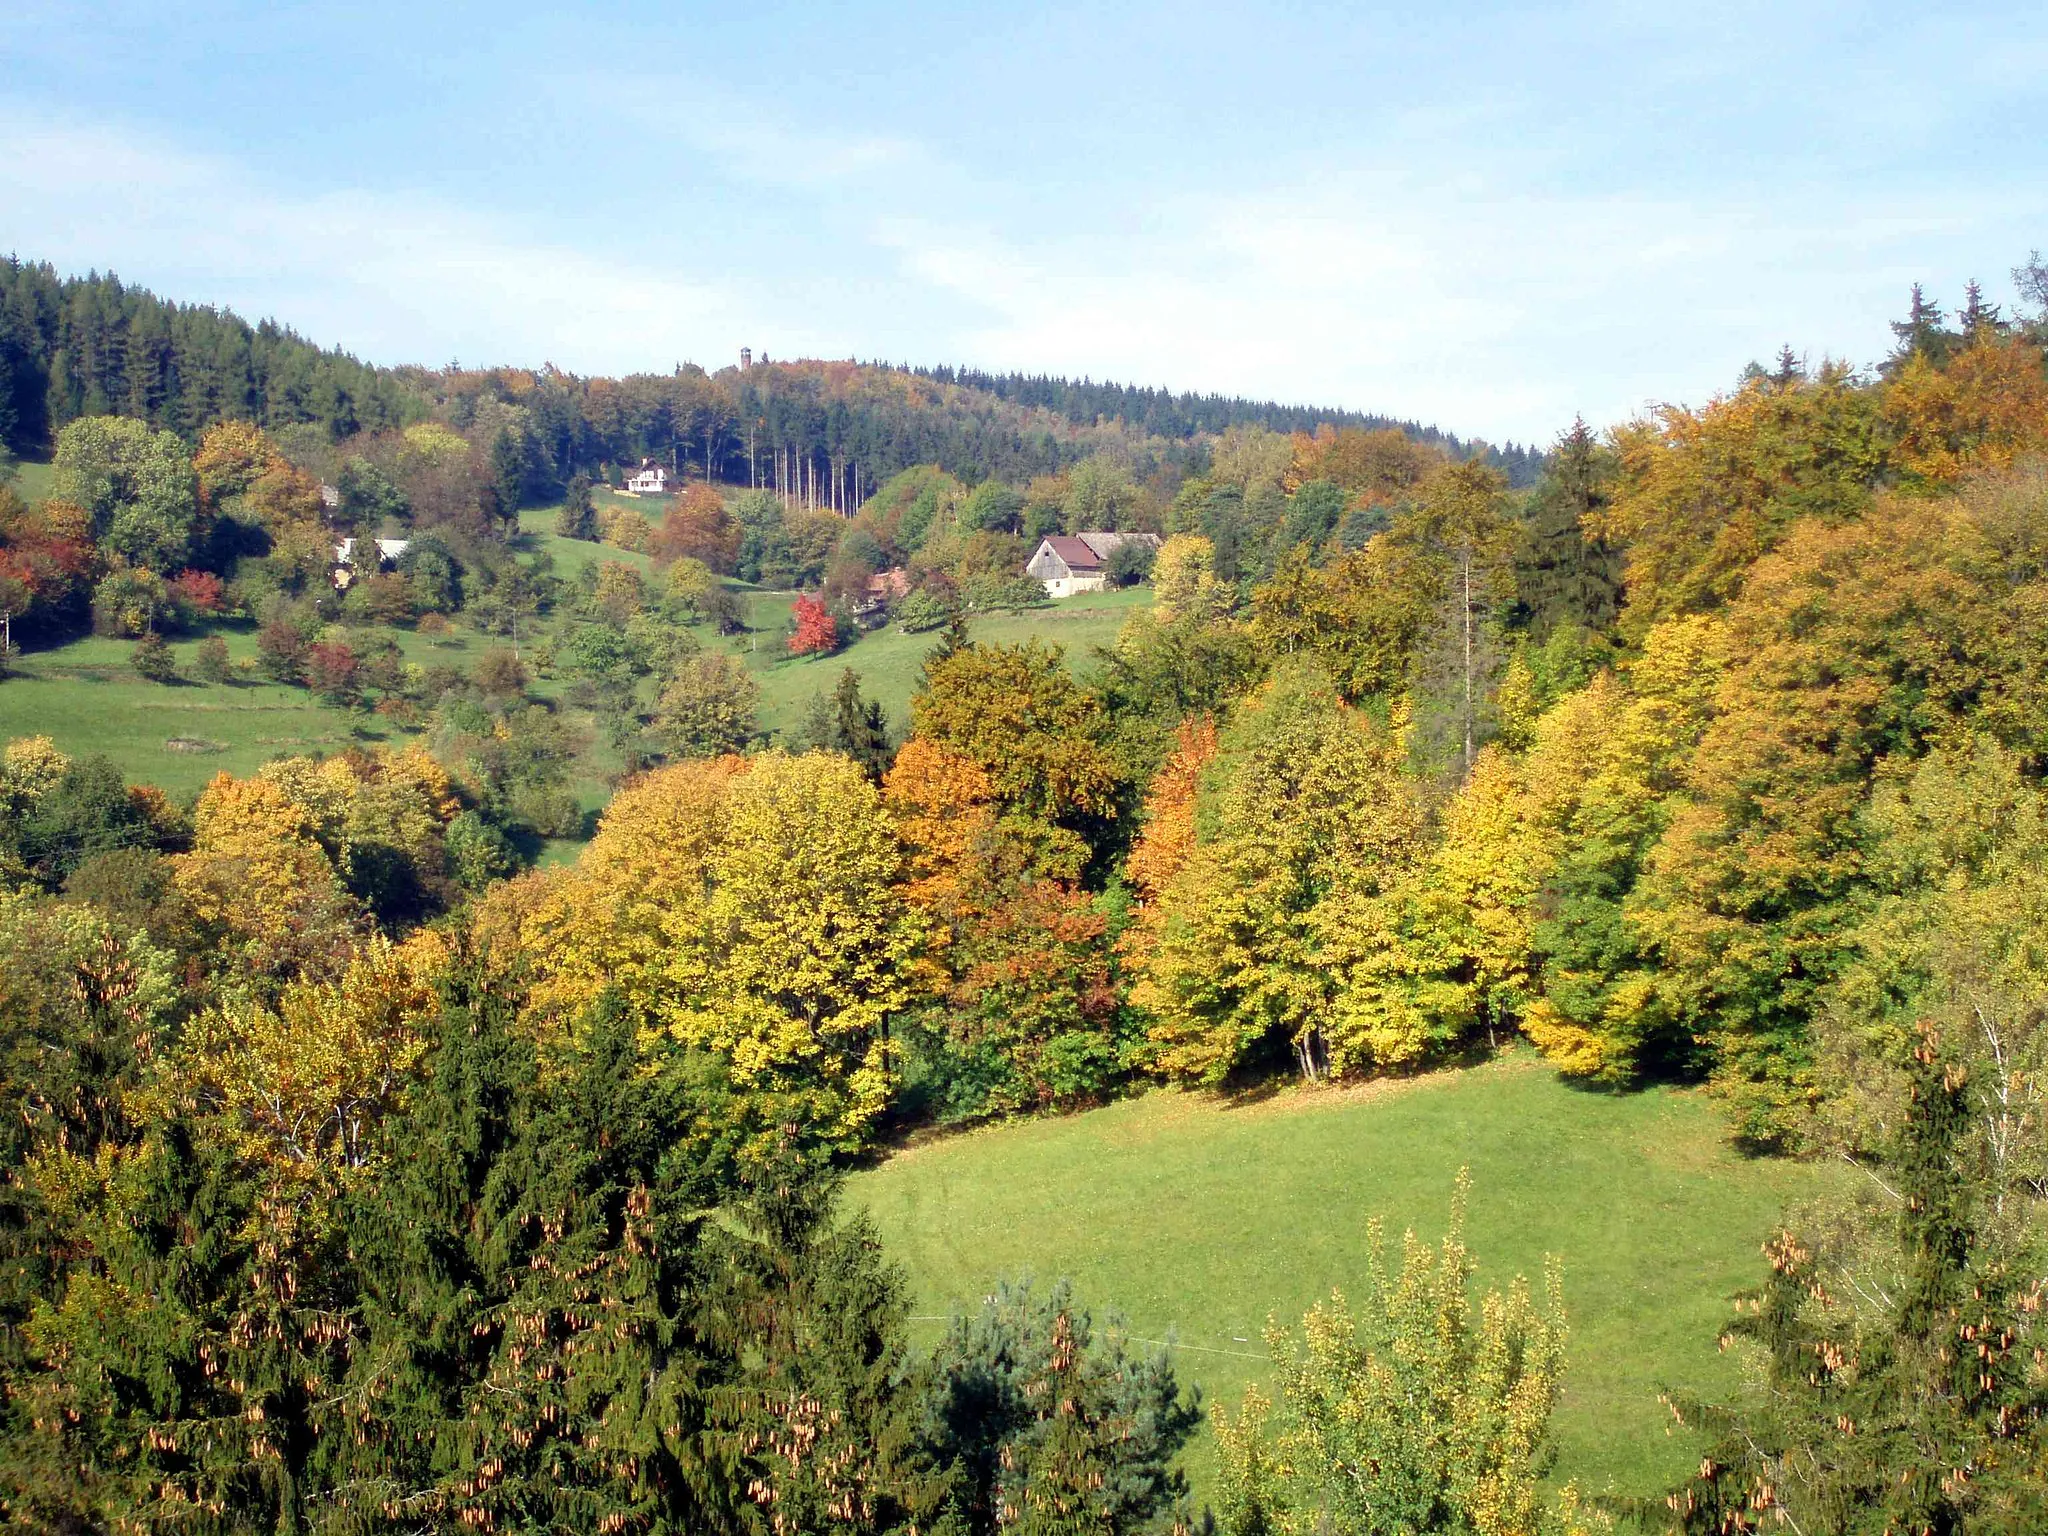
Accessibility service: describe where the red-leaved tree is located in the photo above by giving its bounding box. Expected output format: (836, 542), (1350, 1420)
(788, 594), (838, 656)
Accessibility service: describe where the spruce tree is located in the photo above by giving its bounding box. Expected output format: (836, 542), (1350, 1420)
(555, 470), (597, 539)
(1515, 417), (1621, 641)
(1656, 1023), (2048, 1533)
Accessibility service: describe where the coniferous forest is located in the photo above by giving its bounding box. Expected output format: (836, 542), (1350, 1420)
(4, 250), (2048, 1533)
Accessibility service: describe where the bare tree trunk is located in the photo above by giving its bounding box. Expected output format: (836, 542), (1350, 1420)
(1461, 546), (1476, 775)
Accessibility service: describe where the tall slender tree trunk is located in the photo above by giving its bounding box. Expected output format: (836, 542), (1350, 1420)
(1461, 545), (1476, 775)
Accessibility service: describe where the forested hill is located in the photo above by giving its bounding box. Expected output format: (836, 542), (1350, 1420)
(907, 364), (1543, 481)
(0, 258), (419, 453)
(0, 256), (1537, 488)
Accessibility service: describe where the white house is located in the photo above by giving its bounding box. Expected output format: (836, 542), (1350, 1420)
(332, 537), (412, 589)
(1024, 531), (1162, 599)
(625, 458), (670, 496)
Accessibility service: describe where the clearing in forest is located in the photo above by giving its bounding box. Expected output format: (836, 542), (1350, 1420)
(850, 1051), (1834, 1501)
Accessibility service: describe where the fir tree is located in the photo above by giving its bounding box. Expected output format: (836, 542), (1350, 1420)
(1655, 1023), (2048, 1533)
(1515, 417), (1622, 642)
(1883, 282), (1961, 377)
(555, 469), (597, 539)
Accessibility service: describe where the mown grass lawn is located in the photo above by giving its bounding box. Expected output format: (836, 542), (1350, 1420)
(851, 1051), (1834, 1504)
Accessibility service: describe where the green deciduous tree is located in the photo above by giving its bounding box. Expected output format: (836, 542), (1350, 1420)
(52, 414), (200, 573)
(1215, 1176), (1581, 1536)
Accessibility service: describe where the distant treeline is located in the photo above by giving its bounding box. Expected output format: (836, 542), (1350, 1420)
(0, 260), (418, 455)
(0, 257), (1535, 493)
(910, 364), (1546, 484)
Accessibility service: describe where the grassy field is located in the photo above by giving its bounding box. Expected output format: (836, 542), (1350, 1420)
(851, 1052), (1834, 1503)
(731, 584), (1148, 738)
(2, 490), (1147, 812)
(7, 459), (56, 506)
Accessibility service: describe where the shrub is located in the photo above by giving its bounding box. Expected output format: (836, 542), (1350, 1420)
(130, 632), (177, 683)
(342, 571), (415, 626)
(1105, 539), (1156, 585)
(92, 567), (169, 637)
(474, 647), (529, 704)
(964, 572), (1050, 612)
(193, 634), (232, 684)
(894, 587), (957, 632)
(256, 617), (310, 682)
(169, 568), (228, 617)
(304, 639), (359, 702)
(443, 809), (521, 890)
(600, 507), (653, 553)
(507, 782), (582, 839)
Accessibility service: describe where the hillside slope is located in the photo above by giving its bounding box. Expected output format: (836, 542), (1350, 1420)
(851, 1053), (1833, 1501)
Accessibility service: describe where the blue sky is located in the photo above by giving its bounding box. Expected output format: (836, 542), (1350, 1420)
(2, 1), (2042, 444)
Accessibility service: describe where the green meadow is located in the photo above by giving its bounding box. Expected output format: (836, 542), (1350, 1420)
(851, 1051), (1834, 1503)
(2, 487), (1147, 815)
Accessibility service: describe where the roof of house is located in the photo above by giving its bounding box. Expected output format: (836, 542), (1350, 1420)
(1040, 534), (1106, 571)
(334, 537), (411, 566)
(1037, 531), (1161, 571)
(1076, 530), (1160, 559)
(866, 567), (912, 599)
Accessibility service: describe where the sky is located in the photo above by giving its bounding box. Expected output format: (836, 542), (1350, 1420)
(2, 1), (2043, 446)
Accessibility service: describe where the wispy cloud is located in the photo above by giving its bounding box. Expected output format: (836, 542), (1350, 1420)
(873, 177), (2015, 442)
(0, 112), (745, 373)
(568, 77), (935, 196)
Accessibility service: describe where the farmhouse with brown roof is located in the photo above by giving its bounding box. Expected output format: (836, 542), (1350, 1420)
(1024, 531), (1162, 599)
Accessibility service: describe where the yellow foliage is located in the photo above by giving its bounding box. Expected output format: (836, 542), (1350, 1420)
(1152, 533), (1232, 624)
(1, 734), (71, 816)
(172, 772), (356, 976)
(402, 421), (473, 464)
(1883, 337), (2048, 485)
(882, 737), (997, 917)
(176, 931), (444, 1185)
(479, 757), (749, 1030)
(473, 752), (914, 1148)
(656, 752), (916, 1148)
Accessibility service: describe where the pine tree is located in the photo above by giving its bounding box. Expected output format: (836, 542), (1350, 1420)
(1884, 282), (1962, 377)
(831, 667), (893, 777)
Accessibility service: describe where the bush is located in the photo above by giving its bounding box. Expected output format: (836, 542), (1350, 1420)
(964, 572), (1050, 612)
(130, 632), (177, 683)
(168, 568), (228, 624)
(93, 568), (169, 637)
(304, 639), (359, 703)
(443, 810), (521, 890)
(894, 587), (957, 632)
(192, 634), (233, 684)
(507, 782), (583, 839)
(342, 571), (415, 626)
(474, 647), (529, 704)
(256, 617), (310, 683)
(1105, 539), (1156, 585)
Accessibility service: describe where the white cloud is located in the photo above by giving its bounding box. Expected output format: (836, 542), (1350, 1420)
(871, 178), (2018, 442)
(2, 105), (2032, 448)
(0, 113), (744, 374)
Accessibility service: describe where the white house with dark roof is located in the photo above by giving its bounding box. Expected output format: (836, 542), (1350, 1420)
(625, 458), (670, 496)
(1025, 531), (1162, 599)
